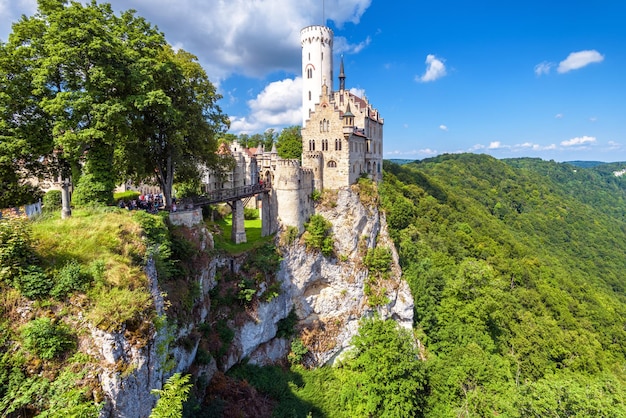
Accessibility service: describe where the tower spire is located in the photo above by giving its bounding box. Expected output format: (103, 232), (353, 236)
(339, 55), (346, 91)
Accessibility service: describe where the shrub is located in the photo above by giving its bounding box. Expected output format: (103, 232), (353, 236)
(243, 208), (259, 220)
(71, 173), (113, 207)
(288, 338), (309, 365)
(0, 219), (38, 284)
(113, 190), (141, 203)
(354, 177), (379, 207)
(51, 260), (91, 299)
(279, 226), (300, 247)
(364, 247), (393, 277)
(21, 317), (75, 360)
(15, 265), (52, 299)
(276, 308), (298, 338)
(303, 214), (334, 257)
(42, 190), (62, 211)
(311, 189), (322, 202)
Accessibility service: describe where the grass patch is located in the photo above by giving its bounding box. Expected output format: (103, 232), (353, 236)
(212, 214), (273, 255)
(30, 208), (146, 287)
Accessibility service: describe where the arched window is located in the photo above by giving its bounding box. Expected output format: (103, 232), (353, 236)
(319, 121), (323, 133)
(327, 160), (337, 168)
(307, 68), (313, 78)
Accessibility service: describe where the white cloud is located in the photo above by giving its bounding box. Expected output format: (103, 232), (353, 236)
(557, 50), (604, 73)
(385, 148), (438, 156)
(229, 77), (302, 133)
(488, 141), (504, 149)
(49, 0), (371, 82)
(534, 61), (554, 76)
(349, 87), (365, 98)
(416, 54), (447, 83)
(555, 113), (563, 119)
(589, 116), (598, 122)
(439, 125), (448, 131)
(334, 35), (372, 55)
(560, 135), (597, 147)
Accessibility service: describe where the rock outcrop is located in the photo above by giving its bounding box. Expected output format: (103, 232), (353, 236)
(97, 186), (413, 416)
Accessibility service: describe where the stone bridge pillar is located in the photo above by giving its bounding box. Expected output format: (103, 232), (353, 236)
(231, 199), (247, 244)
(260, 191), (278, 237)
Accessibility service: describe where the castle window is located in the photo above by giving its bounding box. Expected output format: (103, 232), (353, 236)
(308, 91), (311, 100)
(327, 160), (337, 168)
(307, 68), (313, 78)
(319, 121), (323, 133)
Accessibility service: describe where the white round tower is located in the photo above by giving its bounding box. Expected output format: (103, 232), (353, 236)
(300, 25), (333, 127)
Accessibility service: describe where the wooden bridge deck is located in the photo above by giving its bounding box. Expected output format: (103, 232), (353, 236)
(182, 183), (271, 207)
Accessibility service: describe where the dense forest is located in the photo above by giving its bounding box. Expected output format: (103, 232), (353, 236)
(226, 154), (626, 417)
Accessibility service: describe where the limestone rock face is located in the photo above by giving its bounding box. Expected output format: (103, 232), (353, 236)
(95, 188), (414, 415)
(279, 188), (414, 365)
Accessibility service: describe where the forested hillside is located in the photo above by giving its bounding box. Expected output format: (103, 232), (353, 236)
(381, 154), (626, 416)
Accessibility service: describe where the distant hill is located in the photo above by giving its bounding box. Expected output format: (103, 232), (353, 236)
(386, 158), (416, 165)
(564, 160), (608, 168)
(381, 154), (626, 416)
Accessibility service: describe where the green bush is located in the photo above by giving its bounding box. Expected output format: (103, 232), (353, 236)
(15, 265), (52, 299)
(113, 190), (141, 203)
(51, 260), (91, 299)
(71, 173), (114, 207)
(276, 309), (298, 338)
(288, 338), (309, 365)
(0, 219), (38, 284)
(364, 246), (393, 277)
(243, 208), (259, 220)
(42, 190), (62, 211)
(21, 317), (75, 360)
(303, 214), (334, 257)
(280, 226), (300, 246)
(311, 189), (322, 202)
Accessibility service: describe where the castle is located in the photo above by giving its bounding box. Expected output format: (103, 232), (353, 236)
(201, 24), (384, 235)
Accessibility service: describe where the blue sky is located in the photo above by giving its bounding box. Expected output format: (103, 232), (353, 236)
(2, 0), (625, 162)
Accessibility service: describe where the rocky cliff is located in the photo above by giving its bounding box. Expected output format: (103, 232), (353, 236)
(96, 185), (413, 416)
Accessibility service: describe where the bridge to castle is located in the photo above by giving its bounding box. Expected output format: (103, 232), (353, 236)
(180, 183), (273, 244)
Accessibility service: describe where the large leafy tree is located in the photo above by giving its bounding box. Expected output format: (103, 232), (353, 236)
(0, 0), (227, 209)
(127, 46), (229, 208)
(276, 125), (302, 160)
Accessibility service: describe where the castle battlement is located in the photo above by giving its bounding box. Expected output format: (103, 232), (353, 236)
(276, 159), (302, 168)
(300, 25), (333, 46)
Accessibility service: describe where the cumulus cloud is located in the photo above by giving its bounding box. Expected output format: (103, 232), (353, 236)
(555, 113), (564, 119)
(229, 77), (302, 133)
(417, 54), (447, 83)
(334, 35), (372, 55)
(350, 87), (365, 98)
(34, 0), (371, 82)
(560, 136), (597, 147)
(439, 125), (448, 131)
(534, 61), (553, 76)
(488, 141), (504, 149)
(557, 50), (604, 73)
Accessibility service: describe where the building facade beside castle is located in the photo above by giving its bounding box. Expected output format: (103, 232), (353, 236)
(200, 24), (384, 232)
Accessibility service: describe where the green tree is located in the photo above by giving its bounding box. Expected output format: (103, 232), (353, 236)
(339, 318), (426, 417)
(128, 46), (229, 208)
(276, 125), (302, 160)
(150, 373), (192, 418)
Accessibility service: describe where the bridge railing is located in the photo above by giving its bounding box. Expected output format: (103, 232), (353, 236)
(181, 183), (271, 208)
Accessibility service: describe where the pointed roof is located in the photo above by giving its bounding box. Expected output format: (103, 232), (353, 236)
(339, 55), (346, 91)
(343, 102), (354, 118)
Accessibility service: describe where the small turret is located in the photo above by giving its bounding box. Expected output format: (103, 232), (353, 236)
(339, 56), (346, 91)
